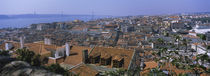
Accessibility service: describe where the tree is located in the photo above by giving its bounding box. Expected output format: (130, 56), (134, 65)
(154, 47), (177, 75)
(157, 38), (164, 43)
(158, 47), (167, 57)
(196, 53), (209, 66)
(147, 68), (167, 76)
(182, 39), (188, 53)
(0, 50), (10, 56)
(104, 68), (142, 76)
(197, 34), (206, 40)
(178, 73), (188, 76)
(151, 35), (210, 75)
(16, 48), (41, 66)
(188, 64), (203, 76)
(207, 46), (210, 50)
(105, 69), (129, 76)
(45, 64), (70, 76)
(31, 54), (41, 66)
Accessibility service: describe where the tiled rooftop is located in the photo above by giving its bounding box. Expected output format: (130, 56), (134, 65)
(64, 46), (91, 65)
(89, 47), (134, 69)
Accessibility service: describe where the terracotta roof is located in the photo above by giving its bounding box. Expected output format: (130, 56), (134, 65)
(104, 24), (117, 27)
(189, 31), (196, 33)
(140, 61), (158, 75)
(0, 42), (20, 50)
(0, 42), (58, 60)
(141, 61), (193, 75)
(112, 55), (123, 61)
(144, 61), (158, 69)
(201, 73), (210, 76)
(71, 25), (88, 31)
(25, 43), (57, 55)
(146, 34), (152, 37)
(144, 46), (152, 49)
(137, 38), (144, 41)
(90, 25), (101, 29)
(192, 56), (197, 60)
(70, 64), (99, 76)
(64, 46), (91, 65)
(123, 35), (130, 38)
(89, 47), (134, 69)
(160, 63), (192, 74)
(193, 43), (199, 45)
(169, 16), (180, 19)
(48, 58), (56, 65)
(139, 51), (153, 57)
(100, 51), (111, 59)
(183, 35), (199, 39)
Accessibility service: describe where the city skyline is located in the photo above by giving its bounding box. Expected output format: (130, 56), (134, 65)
(1, 0), (210, 16)
(1, 0), (210, 75)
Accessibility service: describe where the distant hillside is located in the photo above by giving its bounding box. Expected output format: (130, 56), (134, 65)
(0, 14), (112, 28)
(0, 15), (9, 19)
(0, 14), (112, 19)
(9, 14), (70, 19)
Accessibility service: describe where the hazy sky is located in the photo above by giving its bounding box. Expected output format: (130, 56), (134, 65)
(0, 0), (210, 16)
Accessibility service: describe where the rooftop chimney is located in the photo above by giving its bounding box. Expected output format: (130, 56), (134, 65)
(82, 50), (88, 64)
(55, 51), (59, 58)
(145, 36), (148, 41)
(20, 36), (24, 49)
(5, 42), (13, 50)
(65, 43), (70, 56)
(151, 43), (154, 49)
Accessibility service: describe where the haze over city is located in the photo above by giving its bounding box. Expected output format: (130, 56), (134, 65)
(1, 0), (210, 16)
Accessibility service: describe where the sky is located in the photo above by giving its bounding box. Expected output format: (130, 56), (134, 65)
(0, 0), (210, 16)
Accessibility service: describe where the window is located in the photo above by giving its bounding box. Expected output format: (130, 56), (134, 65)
(113, 60), (119, 68)
(100, 58), (106, 65)
(119, 59), (124, 67)
(95, 56), (100, 63)
(112, 59), (124, 68)
(106, 57), (112, 65)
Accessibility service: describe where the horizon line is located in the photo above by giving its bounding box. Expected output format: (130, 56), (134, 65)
(0, 11), (210, 17)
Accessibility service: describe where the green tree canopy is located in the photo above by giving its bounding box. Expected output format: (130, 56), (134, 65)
(45, 64), (70, 76)
(16, 48), (41, 66)
(0, 50), (10, 56)
(197, 34), (206, 40)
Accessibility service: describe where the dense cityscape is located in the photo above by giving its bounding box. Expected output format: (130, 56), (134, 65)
(1, 0), (210, 76)
(0, 12), (210, 76)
